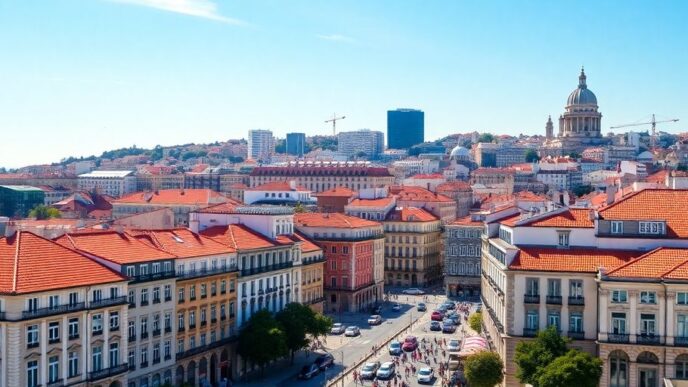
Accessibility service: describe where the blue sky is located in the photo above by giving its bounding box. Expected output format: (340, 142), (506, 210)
(1, 0), (687, 168)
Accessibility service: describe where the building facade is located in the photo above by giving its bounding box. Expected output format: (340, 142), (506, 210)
(77, 171), (137, 198)
(247, 129), (275, 163)
(286, 133), (306, 157)
(387, 109), (424, 149)
(337, 129), (384, 159)
(444, 215), (483, 298)
(0, 185), (45, 217)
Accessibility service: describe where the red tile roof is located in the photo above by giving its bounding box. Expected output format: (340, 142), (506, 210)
(194, 202), (240, 214)
(294, 212), (381, 229)
(250, 165), (393, 177)
(451, 216), (483, 227)
(605, 248), (688, 280)
(393, 186), (454, 203)
(246, 181), (309, 192)
(131, 228), (235, 257)
(348, 196), (396, 208)
(598, 189), (688, 238)
(509, 247), (640, 273)
(315, 187), (356, 197)
(386, 207), (438, 222)
(200, 224), (292, 251)
(436, 181), (472, 192)
(289, 232), (322, 253)
(114, 189), (231, 205)
(55, 231), (175, 264)
(410, 173), (445, 179)
(516, 209), (593, 228)
(472, 168), (515, 175)
(0, 232), (125, 294)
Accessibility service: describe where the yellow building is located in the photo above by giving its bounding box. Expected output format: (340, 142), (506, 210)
(292, 232), (325, 313)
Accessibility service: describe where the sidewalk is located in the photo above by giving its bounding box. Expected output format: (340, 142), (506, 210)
(234, 349), (323, 386)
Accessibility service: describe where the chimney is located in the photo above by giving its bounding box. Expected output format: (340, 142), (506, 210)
(606, 185), (617, 205)
(2, 219), (16, 238)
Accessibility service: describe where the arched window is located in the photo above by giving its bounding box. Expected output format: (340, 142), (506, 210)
(676, 354), (688, 379)
(609, 350), (629, 387)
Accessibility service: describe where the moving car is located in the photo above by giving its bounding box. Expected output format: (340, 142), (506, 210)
(330, 323), (346, 335)
(402, 288), (425, 295)
(447, 339), (461, 352)
(359, 361), (381, 380)
(429, 321), (442, 331)
(402, 335), (418, 352)
(442, 321), (457, 333)
(416, 302), (427, 312)
(431, 310), (444, 321)
(376, 362), (396, 379)
(448, 354), (461, 371)
(388, 341), (402, 356)
(367, 315), (382, 325)
(344, 326), (360, 337)
(392, 304), (402, 312)
(445, 312), (460, 325)
(298, 363), (320, 379)
(314, 353), (334, 370)
(442, 301), (456, 310)
(417, 367), (434, 384)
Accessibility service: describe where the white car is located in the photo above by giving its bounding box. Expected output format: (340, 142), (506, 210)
(344, 326), (360, 337)
(417, 367), (434, 384)
(367, 315), (382, 325)
(447, 338), (461, 352)
(330, 323), (346, 335)
(359, 361), (381, 379)
(376, 362), (395, 379)
(402, 288), (425, 295)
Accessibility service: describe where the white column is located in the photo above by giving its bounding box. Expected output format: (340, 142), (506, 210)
(103, 310), (110, 367)
(599, 290), (609, 341)
(40, 320), (47, 386)
(61, 315), (69, 381)
(667, 292), (675, 345)
(630, 291), (638, 342)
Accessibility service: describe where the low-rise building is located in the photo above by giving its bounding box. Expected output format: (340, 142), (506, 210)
(77, 171), (136, 198)
(314, 187), (355, 213)
(0, 185), (45, 217)
(243, 181), (314, 206)
(392, 186), (457, 224)
(436, 181), (473, 218)
(291, 232), (326, 313)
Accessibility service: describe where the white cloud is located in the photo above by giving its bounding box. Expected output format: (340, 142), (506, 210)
(110, 0), (247, 25)
(316, 34), (356, 44)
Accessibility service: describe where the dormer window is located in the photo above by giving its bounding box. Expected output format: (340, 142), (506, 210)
(557, 231), (570, 248)
(639, 221), (665, 235)
(611, 221), (623, 234)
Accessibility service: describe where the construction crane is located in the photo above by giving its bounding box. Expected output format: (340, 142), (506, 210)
(325, 113), (346, 136)
(610, 114), (679, 150)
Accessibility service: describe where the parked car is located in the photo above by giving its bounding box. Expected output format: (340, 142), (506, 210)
(367, 315), (383, 325)
(402, 288), (425, 295)
(447, 339), (461, 352)
(445, 311), (460, 324)
(376, 362), (396, 379)
(392, 304), (402, 312)
(360, 361), (381, 379)
(416, 302), (427, 312)
(442, 321), (457, 333)
(437, 304), (449, 312)
(298, 363), (320, 379)
(429, 321), (442, 331)
(345, 326), (360, 337)
(371, 305), (382, 314)
(388, 341), (402, 356)
(314, 353), (334, 370)
(330, 323), (346, 335)
(417, 367), (434, 384)
(448, 354), (461, 371)
(402, 335), (418, 352)
(431, 310), (444, 321)
(442, 301), (456, 310)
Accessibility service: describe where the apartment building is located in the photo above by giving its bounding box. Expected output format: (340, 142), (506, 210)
(77, 171), (136, 198)
(0, 231), (129, 387)
(391, 186), (457, 224)
(383, 207), (442, 287)
(247, 129), (275, 162)
(56, 231), (178, 387)
(436, 181), (473, 218)
(444, 215), (483, 298)
(243, 181), (314, 206)
(291, 232), (326, 313)
(314, 187), (355, 213)
(295, 212), (385, 313)
(337, 129), (384, 159)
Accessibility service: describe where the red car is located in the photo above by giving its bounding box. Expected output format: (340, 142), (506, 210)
(402, 335), (418, 352)
(431, 310), (444, 321)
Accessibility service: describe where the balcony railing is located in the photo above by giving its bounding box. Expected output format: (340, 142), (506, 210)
(676, 336), (688, 347)
(22, 302), (86, 320)
(90, 296), (127, 310)
(89, 363), (128, 382)
(306, 296), (326, 305)
(177, 265), (238, 280)
(240, 262), (293, 277)
(524, 294), (540, 304)
(153, 329), (161, 337)
(607, 333), (630, 343)
(175, 336), (237, 361)
(637, 334), (660, 345)
(568, 296), (585, 306)
(302, 256), (327, 266)
(129, 270), (176, 284)
(47, 378), (64, 387)
(567, 331), (585, 340)
(523, 328), (538, 337)
(546, 295), (562, 305)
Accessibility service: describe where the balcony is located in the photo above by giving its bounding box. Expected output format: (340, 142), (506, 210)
(69, 334), (79, 341)
(153, 298), (161, 304)
(568, 331), (585, 340)
(128, 334), (136, 342)
(189, 323), (196, 330)
(164, 354), (172, 361)
(607, 333), (630, 343)
(637, 334), (660, 345)
(89, 363), (128, 382)
(92, 329), (103, 336)
(49, 337), (61, 345)
(140, 361), (148, 368)
(178, 326), (185, 332)
(240, 261), (294, 277)
(128, 363), (136, 371)
(153, 329), (161, 337)
(90, 296), (127, 310)
(523, 328), (538, 337)
(165, 326), (172, 334)
(22, 302), (86, 320)
(211, 318), (217, 324)
(47, 378), (64, 387)
(546, 295), (562, 305)
(175, 336), (237, 361)
(307, 296), (326, 305)
(177, 265), (238, 280)
(302, 256), (327, 266)
(568, 296), (585, 306)
(27, 342), (39, 349)
(128, 302), (136, 309)
(140, 331), (148, 340)
(140, 300), (149, 307)
(129, 270), (176, 284)
(676, 336), (688, 347)
(524, 294), (540, 304)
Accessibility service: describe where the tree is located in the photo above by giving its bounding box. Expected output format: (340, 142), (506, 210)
(537, 350), (603, 387)
(293, 203), (307, 213)
(468, 312), (482, 333)
(307, 310), (333, 339)
(275, 303), (312, 364)
(464, 351), (504, 387)
(573, 184), (594, 197)
(238, 310), (287, 374)
(478, 133), (495, 143)
(514, 326), (568, 386)
(29, 205), (61, 220)
(525, 149), (540, 162)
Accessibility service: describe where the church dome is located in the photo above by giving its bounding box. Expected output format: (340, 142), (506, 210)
(567, 68), (597, 106)
(450, 145), (470, 159)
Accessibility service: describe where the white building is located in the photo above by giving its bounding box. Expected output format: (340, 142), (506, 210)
(243, 181), (314, 206)
(77, 170), (136, 198)
(337, 129), (384, 159)
(247, 129), (275, 163)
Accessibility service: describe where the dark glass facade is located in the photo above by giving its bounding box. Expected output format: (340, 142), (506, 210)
(387, 109), (424, 149)
(286, 132), (306, 157)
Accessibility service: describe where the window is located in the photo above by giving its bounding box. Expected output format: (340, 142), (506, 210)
(141, 317), (148, 334)
(221, 280), (227, 294)
(48, 356), (60, 383)
(69, 292), (79, 306)
(611, 290), (628, 303)
(547, 279), (561, 296)
(141, 347), (148, 367)
(200, 284), (207, 297)
(27, 297), (38, 311)
(570, 313), (583, 333)
(611, 221), (623, 234)
(677, 354), (688, 379)
(640, 313), (656, 336)
(69, 318), (79, 339)
(48, 321), (60, 343)
(331, 246), (336, 254)
(547, 311), (560, 330)
(128, 321), (136, 340)
(128, 290), (136, 306)
(27, 360), (38, 387)
(164, 313), (171, 330)
(557, 231), (570, 247)
(68, 351), (79, 378)
(141, 288), (149, 304)
(190, 285), (196, 299)
(526, 278), (539, 296)
(110, 343), (119, 366)
(164, 285), (171, 300)
(153, 287), (160, 303)
(110, 312), (120, 330)
(611, 312), (627, 334)
(331, 277), (337, 288)
(164, 341), (171, 359)
(609, 350), (629, 387)
(127, 266), (136, 277)
(49, 295), (59, 309)
(639, 221), (664, 235)
(92, 289), (102, 302)
(569, 280), (583, 298)
(189, 311), (196, 327)
(92, 314), (103, 334)
(178, 288), (185, 303)
(153, 343), (160, 363)
(526, 310), (539, 330)
(92, 345), (103, 371)
(177, 339), (185, 354)
(640, 291), (657, 304)
(27, 324), (39, 347)
(679, 293), (688, 305)
(178, 313), (185, 330)
(499, 228), (512, 244)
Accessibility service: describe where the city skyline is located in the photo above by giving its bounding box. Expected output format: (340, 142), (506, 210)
(1, 0), (687, 168)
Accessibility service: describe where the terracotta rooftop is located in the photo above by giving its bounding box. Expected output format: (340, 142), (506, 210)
(605, 248), (688, 280)
(114, 189), (230, 205)
(598, 189), (688, 238)
(436, 181), (472, 192)
(315, 187), (356, 197)
(451, 216), (484, 227)
(472, 168), (515, 175)
(294, 212), (381, 229)
(200, 224), (292, 251)
(409, 173), (445, 179)
(289, 231), (322, 253)
(509, 247), (640, 273)
(393, 186), (454, 203)
(131, 228), (235, 258)
(194, 202), (240, 214)
(250, 165), (393, 177)
(348, 196), (396, 208)
(0, 231), (125, 295)
(385, 207), (438, 222)
(504, 209), (594, 228)
(246, 181), (309, 192)
(55, 230), (175, 264)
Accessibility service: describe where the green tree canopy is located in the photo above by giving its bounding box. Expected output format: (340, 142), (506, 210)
(29, 205), (61, 220)
(275, 303), (313, 363)
(525, 149), (541, 162)
(514, 326), (568, 386)
(469, 312), (482, 333)
(536, 350), (603, 387)
(238, 310), (287, 371)
(478, 133), (495, 143)
(464, 351), (504, 387)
